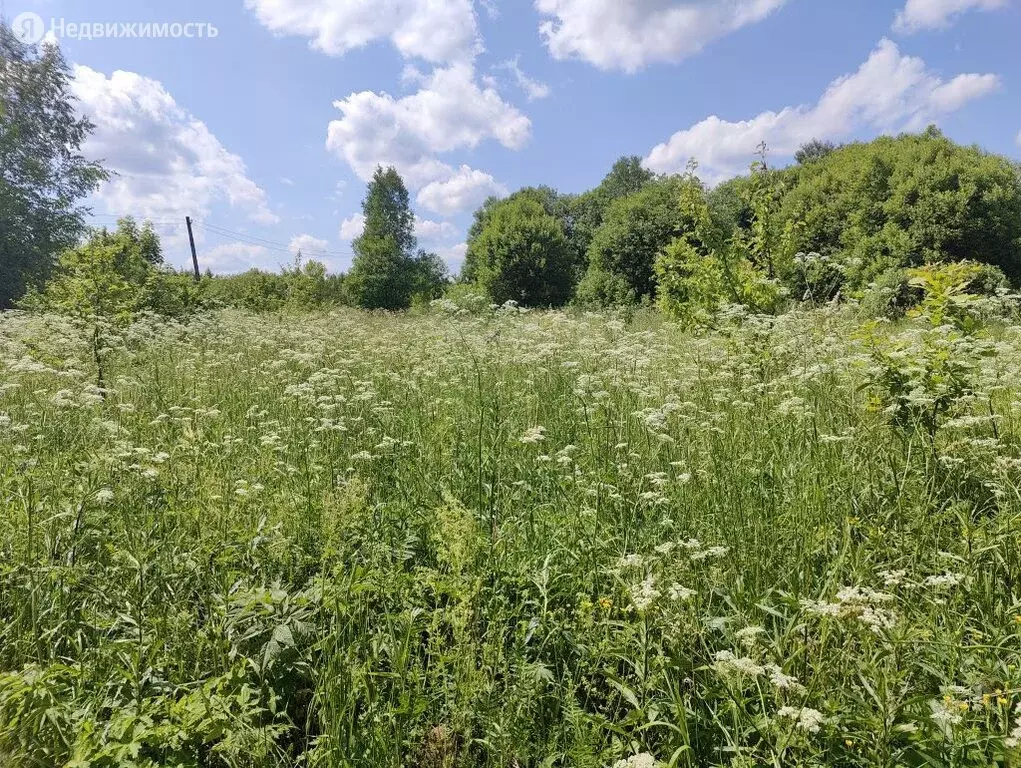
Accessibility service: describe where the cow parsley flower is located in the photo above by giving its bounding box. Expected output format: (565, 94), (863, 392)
(631, 575), (660, 612)
(777, 706), (826, 733)
(520, 426), (547, 444)
(612, 754), (659, 768)
(712, 650), (764, 677)
(668, 583), (696, 602)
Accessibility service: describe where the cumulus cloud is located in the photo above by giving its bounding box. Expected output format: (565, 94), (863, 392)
(536, 0), (789, 73)
(327, 62), (529, 184)
(1016, 129), (1021, 147)
(327, 63), (524, 214)
(289, 234), (330, 256)
(418, 166), (507, 216)
(202, 242), (275, 273)
(499, 56), (551, 101)
(339, 213), (366, 241)
(244, 0), (481, 63)
(893, 0), (1007, 33)
(644, 39), (1000, 181)
(436, 242), (468, 269)
(416, 218), (459, 241)
(72, 66), (277, 227)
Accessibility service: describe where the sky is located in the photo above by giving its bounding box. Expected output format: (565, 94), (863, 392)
(6, 0), (1021, 275)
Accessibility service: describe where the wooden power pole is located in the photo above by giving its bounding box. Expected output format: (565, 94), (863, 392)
(186, 216), (201, 281)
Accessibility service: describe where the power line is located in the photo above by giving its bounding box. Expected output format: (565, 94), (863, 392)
(82, 213), (357, 266)
(195, 221), (355, 259)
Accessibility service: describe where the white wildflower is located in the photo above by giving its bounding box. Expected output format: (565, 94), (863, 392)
(924, 571), (966, 589)
(777, 706), (826, 734)
(929, 698), (964, 730)
(879, 569), (908, 587)
(735, 626), (766, 648)
(520, 426), (547, 444)
(631, 575), (660, 612)
(766, 664), (805, 693)
(612, 753), (659, 768)
(667, 583), (696, 602)
(618, 554), (643, 569)
(712, 650), (765, 678)
(691, 545), (729, 562)
(95, 489), (114, 505)
(1006, 703), (1021, 748)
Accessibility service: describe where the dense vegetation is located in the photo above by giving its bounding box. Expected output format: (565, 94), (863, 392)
(3, 302), (1021, 767)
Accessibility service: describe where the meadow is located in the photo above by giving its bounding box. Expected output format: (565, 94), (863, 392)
(1, 303), (1020, 767)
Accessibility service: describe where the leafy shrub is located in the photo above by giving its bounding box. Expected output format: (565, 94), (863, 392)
(781, 127), (1021, 286)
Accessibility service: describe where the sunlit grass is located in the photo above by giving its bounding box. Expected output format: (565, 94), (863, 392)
(0, 305), (1019, 767)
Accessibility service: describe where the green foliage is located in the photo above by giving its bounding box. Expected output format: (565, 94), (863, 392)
(781, 128), (1021, 286)
(794, 139), (837, 165)
(469, 194), (574, 307)
(656, 166), (787, 323)
(574, 266), (637, 309)
(0, 23), (108, 308)
(561, 157), (656, 270)
(204, 260), (351, 311)
(906, 260), (1010, 331)
(348, 167), (421, 310)
(584, 176), (688, 304)
(2, 307), (1021, 766)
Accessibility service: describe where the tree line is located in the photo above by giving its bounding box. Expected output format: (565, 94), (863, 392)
(4, 19), (1021, 322)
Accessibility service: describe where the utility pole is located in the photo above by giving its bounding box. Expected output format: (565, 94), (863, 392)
(186, 216), (200, 281)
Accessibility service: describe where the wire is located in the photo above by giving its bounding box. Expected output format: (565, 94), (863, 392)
(83, 214), (356, 261)
(196, 221), (354, 258)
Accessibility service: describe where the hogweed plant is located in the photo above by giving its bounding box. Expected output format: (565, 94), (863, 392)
(0, 304), (1019, 767)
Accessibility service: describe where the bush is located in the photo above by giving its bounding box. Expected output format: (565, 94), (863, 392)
(470, 195), (574, 308)
(780, 128), (1021, 286)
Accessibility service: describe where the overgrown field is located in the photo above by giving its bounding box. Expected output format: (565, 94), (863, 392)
(1, 306), (1020, 767)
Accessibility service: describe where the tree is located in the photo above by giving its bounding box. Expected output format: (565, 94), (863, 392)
(409, 251), (449, 303)
(347, 167), (418, 310)
(582, 176), (686, 304)
(563, 156), (656, 270)
(0, 23), (108, 308)
(470, 195), (574, 307)
(795, 139), (837, 165)
(656, 170), (787, 323)
(27, 217), (198, 318)
(781, 129), (1021, 286)
(462, 187), (562, 283)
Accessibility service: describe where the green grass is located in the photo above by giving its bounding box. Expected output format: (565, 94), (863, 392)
(0, 305), (1019, 767)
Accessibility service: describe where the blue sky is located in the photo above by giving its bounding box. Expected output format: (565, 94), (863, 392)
(9, 0), (1021, 273)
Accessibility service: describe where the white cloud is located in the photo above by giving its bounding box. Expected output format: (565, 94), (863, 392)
(1016, 129), (1021, 147)
(327, 63), (524, 214)
(289, 234), (330, 256)
(418, 166), (507, 216)
(280, 177), (295, 186)
(893, 0), (1007, 33)
(536, 0), (789, 73)
(436, 242), (468, 269)
(327, 62), (529, 186)
(72, 66), (277, 227)
(339, 213), (366, 241)
(416, 218), (458, 241)
(202, 242), (274, 273)
(244, 0), (481, 63)
(644, 39), (1000, 181)
(499, 56), (551, 101)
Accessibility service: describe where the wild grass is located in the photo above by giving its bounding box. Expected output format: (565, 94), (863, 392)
(0, 304), (1019, 767)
